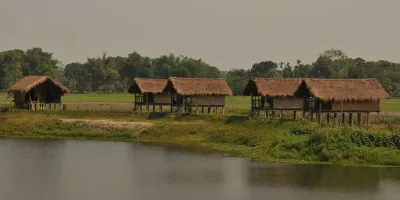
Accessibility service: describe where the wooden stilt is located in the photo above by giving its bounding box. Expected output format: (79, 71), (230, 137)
(293, 111), (297, 120)
(317, 112), (321, 124)
(327, 113), (330, 124)
(333, 113), (337, 126)
(341, 113), (345, 125)
(280, 110), (283, 119)
(310, 111), (314, 122)
(367, 112), (370, 126)
(357, 113), (361, 126)
(350, 113), (354, 125)
(222, 107), (225, 115)
(202, 107), (204, 114)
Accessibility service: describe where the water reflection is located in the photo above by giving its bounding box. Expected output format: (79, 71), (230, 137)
(0, 139), (400, 200)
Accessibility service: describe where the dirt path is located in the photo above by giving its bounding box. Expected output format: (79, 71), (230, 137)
(60, 119), (153, 131)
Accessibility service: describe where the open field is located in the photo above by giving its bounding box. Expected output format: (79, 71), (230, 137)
(1, 92), (400, 113)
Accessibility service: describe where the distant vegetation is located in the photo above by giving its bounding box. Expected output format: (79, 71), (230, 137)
(0, 48), (399, 96)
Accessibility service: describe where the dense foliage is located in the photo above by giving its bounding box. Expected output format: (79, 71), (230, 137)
(1, 48), (399, 96)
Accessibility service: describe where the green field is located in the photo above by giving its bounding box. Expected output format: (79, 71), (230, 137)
(1, 92), (399, 112)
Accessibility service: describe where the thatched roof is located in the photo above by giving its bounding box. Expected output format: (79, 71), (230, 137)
(294, 79), (390, 102)
(163, 77), (232, 96)
(6, 76), (70, 94)
(243, 78), (303, 97)
(128, 78), (168, 94)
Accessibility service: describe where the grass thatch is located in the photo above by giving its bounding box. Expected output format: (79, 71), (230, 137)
(127, 78), (168, 94)
(243, 78), (303, 97)
(6, 76), (70, 94)
(294, 79), (390, 102)
(163, 77), (232, 96)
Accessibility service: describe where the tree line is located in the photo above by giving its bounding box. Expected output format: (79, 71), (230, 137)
(0, 48), (399, 97)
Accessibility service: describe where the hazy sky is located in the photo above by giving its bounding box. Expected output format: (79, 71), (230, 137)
(1, 0), (399, 70)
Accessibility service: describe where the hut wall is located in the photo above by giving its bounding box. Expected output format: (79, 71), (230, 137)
(272, 98), (303, 109)
(154, 94), (171, 104)
(192, 95), (225, 106)
(331, 100), (380, 111)
(13, 92), (25, 102)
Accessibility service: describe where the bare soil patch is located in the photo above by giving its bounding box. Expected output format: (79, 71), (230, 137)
(60, 119), (153, 131)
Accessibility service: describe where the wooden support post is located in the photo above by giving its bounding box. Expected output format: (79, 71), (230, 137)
(182, 96), (186, 113)
(222, 107), (225, 115)
(341, 113), (345, 125)
(264, 96), (267, 118)
(140, 105), (142, 112)
(357, 112), (361, 126)
(349, 112), (353, 126)
(310, 111), (314, 122)
(160, 105), (163, 112)
(327, 113), (330, 124)
(153, 105), (155, 112)
(367, 112), (370, 126)
(271, 111), (275, 118)
(293, 111), (297, 120)
(215, 106), (217, 115)
(317, 112), (321, 124)
(208, 106), (210, 114)
(280, 110), (283, 119)
(333, 113), (337, 126)
(202, 107), (204, 114)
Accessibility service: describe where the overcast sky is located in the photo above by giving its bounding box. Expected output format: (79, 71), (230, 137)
(1, 0), (399, 70)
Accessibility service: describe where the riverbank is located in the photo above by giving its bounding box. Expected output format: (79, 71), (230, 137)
(1, 110), (400, 166)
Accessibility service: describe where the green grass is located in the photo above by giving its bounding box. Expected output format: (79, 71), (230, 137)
(1, 92), (399, 112)
(1, 111), (400, 166)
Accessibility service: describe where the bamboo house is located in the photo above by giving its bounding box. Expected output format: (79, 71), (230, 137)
(128, 78), (170, 112)
(293, 78), (390, 124)
(6, 76), (70, 109)
(243, 78), (304, 117)
(162, 77), (233, 114)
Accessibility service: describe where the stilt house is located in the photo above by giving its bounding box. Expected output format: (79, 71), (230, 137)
(243, 78), (303, 117)
(6, 76), (69, 109)
(128, 78), (170, 112)
(293, 78), (390, 124)
(162, 77), (232, 114)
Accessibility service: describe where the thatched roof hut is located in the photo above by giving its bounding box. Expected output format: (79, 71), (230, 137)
(294, 79), (390, 102)
(244, 78), (303, 97)
(6, 76), (70, 94)
(127, 78), (170, 110)
(163, 77), (233, 96)
(244, 78), (304, 113)
(6, 76), (69, 109)
(294, 79), (390, 112)
(128, 78), (168, 94)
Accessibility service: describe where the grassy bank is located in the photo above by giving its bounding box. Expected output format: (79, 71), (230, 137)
(1, 110), (400, 166)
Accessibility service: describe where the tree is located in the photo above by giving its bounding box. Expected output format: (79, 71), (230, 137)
(226, 69), (249, 95)
(320, 48), (347, 60)
(310, 56), (334, 78)
(250, 60), (278, 77)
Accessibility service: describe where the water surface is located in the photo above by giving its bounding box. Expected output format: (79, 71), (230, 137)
(1, 139), (400, 200)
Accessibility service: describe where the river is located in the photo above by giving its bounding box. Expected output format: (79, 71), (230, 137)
(1, 139), (400, 200)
